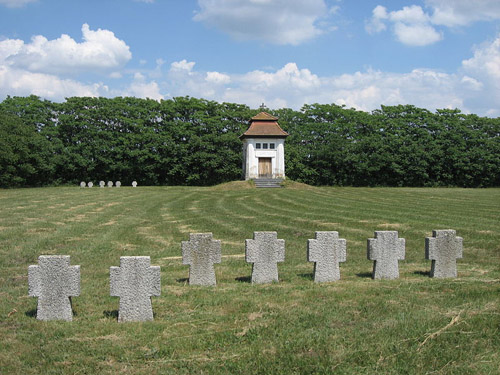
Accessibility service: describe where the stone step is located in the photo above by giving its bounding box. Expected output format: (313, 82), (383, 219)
(253, 179), (283, 188)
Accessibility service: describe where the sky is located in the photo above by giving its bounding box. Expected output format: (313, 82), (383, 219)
(0, 0), (499, 117)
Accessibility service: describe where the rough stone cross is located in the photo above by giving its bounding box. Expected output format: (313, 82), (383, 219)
(308, 231), (346, 282)
(425, 229), (463, 278)
(367, 231), (405, 279)
(182, 233), (221, 286)
(28, 255), (80, 321)
(110, 256), (161, 322)
(246, 231), (285, 284)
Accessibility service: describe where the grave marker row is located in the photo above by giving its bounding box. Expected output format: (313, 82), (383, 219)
(28, 230), (463, 321)
(79, 181), (138, 188)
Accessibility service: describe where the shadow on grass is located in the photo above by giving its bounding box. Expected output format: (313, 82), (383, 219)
(25, 308), (78, 318)
(235, 276), (251, 283)
(414, 270), (431, 277)
(356, 272), (373, 278)
(103, 310), (119, 319)
(176, 278), (189, 284)
(298, 273), (314, 281)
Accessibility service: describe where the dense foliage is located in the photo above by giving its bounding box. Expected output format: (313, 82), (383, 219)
(1, 95), (499, 187)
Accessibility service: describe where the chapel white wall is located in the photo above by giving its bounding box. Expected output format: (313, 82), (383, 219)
(242, 138), (285, 180)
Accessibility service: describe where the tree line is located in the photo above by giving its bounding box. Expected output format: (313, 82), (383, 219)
(0, 95), (499, 188)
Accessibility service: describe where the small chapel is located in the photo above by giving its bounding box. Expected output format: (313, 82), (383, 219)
(240, 112), (289, 182)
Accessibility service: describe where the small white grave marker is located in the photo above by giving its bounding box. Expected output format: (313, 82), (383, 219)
(182, 233), (221, 286)
(308, 231), (346, 282)
(87, 182), (93, 188)
(367, 231), (405, 279)
(28, 255), (80, 321)
(107, 181), (113, 187)
(110, 256), (161, 322)
(425, 230), (463, 278)
(132, 181), (137, 187)
(115, 181), (121, 187)
(99, 181), (105, 188)
(246, 231), (285, 284)
(80, 181), (86, 188)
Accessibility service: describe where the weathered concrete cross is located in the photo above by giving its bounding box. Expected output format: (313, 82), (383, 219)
(110, 256), (161, 322)
(28, 255), (80, 321)
(367, 231), (405, 279)
(246, 231), (285, 284)
(308, 231), (347, 282)
(182, 233), (221, 286)
(425, 229), (463, 278)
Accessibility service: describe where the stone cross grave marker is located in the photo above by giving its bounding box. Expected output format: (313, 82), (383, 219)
(308, 231), (346, 282)
(107, 181), (113, 187)
(246, 231), (285, 284)
(28, 255), (80, 321)
(110, 256), (161, 322)
(182, 233), (221, 286)
(367, 231), (405, 279)
(425, 229), (463, 278)
(80, 181), (86, 188)
(116, 181), (121, 187)
(132, 181), (137, 187)
(99, 181), (105, 188)
(87, 182), (93, 188)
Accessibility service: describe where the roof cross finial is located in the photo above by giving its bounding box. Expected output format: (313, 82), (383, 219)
(260, 102), (267, 110)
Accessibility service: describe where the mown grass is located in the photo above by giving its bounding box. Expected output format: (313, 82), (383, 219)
(0, 183), (499, 374)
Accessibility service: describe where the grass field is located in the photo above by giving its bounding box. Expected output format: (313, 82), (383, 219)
(0, 183), (499, 374)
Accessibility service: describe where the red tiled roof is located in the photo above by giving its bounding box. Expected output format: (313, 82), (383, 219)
(241, 112), (289, 138)
(251, 112), (278, 121)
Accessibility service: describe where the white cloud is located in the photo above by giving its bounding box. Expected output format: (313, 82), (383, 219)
(393, 22), (442, 46)
(460, 35), (500, 116)
(170, 59), (195, 74)
(0, 24), (131, 75)
(368, 1), (500, 46)
(0, 66), (106, 100)
(0, 24), (132, 101)
(366, 5), (388, 34)
(427, 0), (500, 27)
(462, 36), (500, 81)
(1, 24), (498, 116)
(120, 73), (163, 100)
(162, 43), (500, 116)
(206, 71), (231, 85)
(0, 0), (37, 8)
(366, 5), (442, 46)
(194, 0), (332, 45)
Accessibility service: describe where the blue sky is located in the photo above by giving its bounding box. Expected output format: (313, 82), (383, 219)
(1, 0), (499, 116)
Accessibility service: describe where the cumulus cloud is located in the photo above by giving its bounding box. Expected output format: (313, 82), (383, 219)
(170, 59), (195, 74)
(0, 24), (131, 101)
(193, 0), (332, 45)
(120, 73), (163, 100)
(0, 0), (37, 8)
(461, 35), (500, 116)
(462, 36), (500, 81)
(427, 0), (500, 27)
(163, 35), (500, 116)
(206, 71), (231, 85)
(0, 24), (131, 75)
(366, 5), (442, 46)
(0, 66), (106, 100)
(368, 1), (500, 46)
